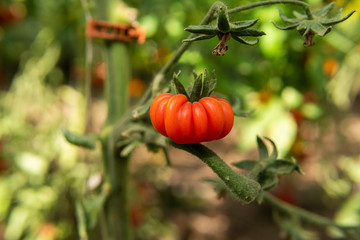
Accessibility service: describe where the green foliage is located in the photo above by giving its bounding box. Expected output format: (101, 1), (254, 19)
(272, 2), (356, 46)
(62, 129), (97, 149)
(234, 136), (301, 191)
(171, 69), (217, 102)
(184, 2), (265, 55)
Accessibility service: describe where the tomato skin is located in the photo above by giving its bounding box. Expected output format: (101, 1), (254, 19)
(150, 93), (234, 144)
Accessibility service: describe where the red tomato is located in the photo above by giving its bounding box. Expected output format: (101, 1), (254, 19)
(150, 93), (234, 144)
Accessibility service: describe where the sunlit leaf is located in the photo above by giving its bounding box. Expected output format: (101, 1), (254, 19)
(257, 136), (269, 160)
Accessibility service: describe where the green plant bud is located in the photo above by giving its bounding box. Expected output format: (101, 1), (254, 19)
(217, 6), (231, 33)
(62, 129), (97, 149)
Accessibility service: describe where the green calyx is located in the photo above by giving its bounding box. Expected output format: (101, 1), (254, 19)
(172, 69), (217, 102)
(272, 2), (356, 47)
(217, 5), (231, 32)
(183, 2), (265, 56)
(233, 136), (302, 191)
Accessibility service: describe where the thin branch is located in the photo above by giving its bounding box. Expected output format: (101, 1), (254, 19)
(80, 0), (93, 132)
(228, 0), (311, 15)
(262, 192), (360, 239)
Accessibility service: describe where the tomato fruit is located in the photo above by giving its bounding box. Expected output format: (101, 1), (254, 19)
(150, 93), (234, 144)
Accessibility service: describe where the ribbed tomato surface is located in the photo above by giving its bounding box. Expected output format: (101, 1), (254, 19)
(150, 93), (234, 144)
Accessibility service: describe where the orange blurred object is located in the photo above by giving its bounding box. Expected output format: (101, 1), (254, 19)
(290, 109), (304, 126)
(322, 57), (339, 76)
(302, 91), (318, 103)
(86, 19), (146, 44)
(257, 89), (272, 103)
(37, 224), (58, 240)
(129, 78), (146, 97)
(155, 47), (171, 65)
(92, 61), (106, 89)
(0, 3), (26, 25)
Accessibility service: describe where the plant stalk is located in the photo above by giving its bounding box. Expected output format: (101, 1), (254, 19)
(262, 192), (360, 239)
(171, 142), (261, 203)
(228, 0), (311, 15)
(101, 40), (132, 240)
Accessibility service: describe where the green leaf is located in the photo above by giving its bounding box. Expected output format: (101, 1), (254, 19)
(233, 160), (257, 170)
(264, 137), (278, 160)
(192, 71), (198, 80)
(232, 35), (259, 45)
(231, 29), (266, 37)
(278, 9), (299, 24)
(296, 21), (331, 36)
(230, 19), (260, 31)
(234, 109), (254, 117)
(293, 10), (307, 19)
(172, 71), (189, 98)
(321, 9), (356, 25)
(257, 136), (269, 160)
(75, 202), (89, 239)
(314, 2), (335, 18)
(229, 96), (254, 117)
(267, 159), (299, 175)
(201, 69), (217, 98)
(83, 194), (107, 229)
(120, 140), (141, 157)
(184, 25), (219, 35)
(62, 129), (97, 149)
(189, 73), (203, 102)
(258, 171), (278, 191)
(132, 100), (152, 119)
(182, 34), (216, 42)
(271, 21), (298, 30)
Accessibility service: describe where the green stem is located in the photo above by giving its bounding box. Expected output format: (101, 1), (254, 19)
(104, 43), (130, 125)
(171, 142), (261, 203)
(227, 0), (311, 15)
(101, 41), (132, 240)
(151, 1), (223, 94)
(263, 192), (336, 226)
(102, 41), (132, 240)
(80, 0), (93, 133)
(262, 192), (360, 239)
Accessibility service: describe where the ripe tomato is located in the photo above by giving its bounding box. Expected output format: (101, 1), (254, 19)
(150, 93), (234, 144)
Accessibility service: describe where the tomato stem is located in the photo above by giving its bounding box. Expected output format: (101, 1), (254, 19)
(227, 0), (311, 15)
(171, 142), (261, 203)
(262, 192), (360, 239)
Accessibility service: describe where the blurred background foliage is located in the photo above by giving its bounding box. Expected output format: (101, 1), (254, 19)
(0, 0), (360, 239)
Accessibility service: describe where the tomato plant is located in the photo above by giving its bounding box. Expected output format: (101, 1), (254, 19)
(150, 93), (234, 144)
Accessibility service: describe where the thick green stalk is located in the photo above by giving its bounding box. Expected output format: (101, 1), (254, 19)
(101, 41), (132, 240)
(105, 43), (130, 125)
(171, 142), (261, 203)
(228, 0), (311, 15)
(95, 0), (133, 237)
